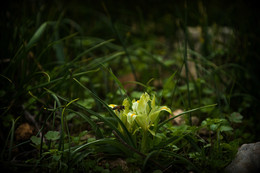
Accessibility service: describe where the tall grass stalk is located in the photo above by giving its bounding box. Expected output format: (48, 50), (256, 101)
(70, 78), (136, 148)
(0, 117), (19, 160)
(102, 2), (137, 81)
(184, 1), (192, 125)
(113, 24), (138, 81)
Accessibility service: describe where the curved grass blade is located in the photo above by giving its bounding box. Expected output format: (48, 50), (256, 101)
(26, 21), (55, 49)
(159, 149), (199, 172)
(56, 89), (136, 148)
(69, 150), (93, 168)
(68, 110), (103, 139)
(61, 98), (79, 154)
(44, 88), (63, 151)
(72, 78), (134, 144)
(124, 81), (148, 89)
(159, 71), (177, 105)
(87, 51), (125, 70)
(158, 104), (217, 129)
(70, 138), (131, 156)
(37, 32), (78, 62)
(35, 71), (51, 82)
(28, 68), (99, 91)
(141, 48), (175, 72)
(70, 39), (115, 64)
(103, 66), (131, 101)
(154, 135), (187, 150)
(0, 74), (13, 84)
(142, 150), (160, 171)
(1, 116), (20, 160)
(184, 135), (202, 152)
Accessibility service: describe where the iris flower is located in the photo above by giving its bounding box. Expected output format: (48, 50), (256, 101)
(109, 92), (171, 135)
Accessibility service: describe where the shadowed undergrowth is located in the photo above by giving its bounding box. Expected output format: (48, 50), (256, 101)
(1, 1), (259, 172)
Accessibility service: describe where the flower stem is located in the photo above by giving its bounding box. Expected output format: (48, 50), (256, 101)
(141, 130), (148, 153)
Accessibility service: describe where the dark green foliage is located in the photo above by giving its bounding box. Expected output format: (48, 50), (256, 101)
(1, 0), (259, 172)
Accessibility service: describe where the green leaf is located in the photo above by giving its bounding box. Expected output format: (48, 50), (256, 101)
(52, 154), (61, 161)
(229, 112), (243, 123)
(26, 22), (51, 49)
(210, 124), (218, 131)
(220, 125), (233, 132)
(66, 113), (77, 121)
(73, 78), (135, 148)
(161, 71), (176, 99)
(148, 129), (156, 136)
(78, 98), (95, 109)
(45, 131), (60, 141)
(30, 136), (41, 145)
(130, 91), (143, 99)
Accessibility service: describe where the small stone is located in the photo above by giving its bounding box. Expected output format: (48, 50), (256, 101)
(170, 109), (185, 126)
(170, 109), (199, 126)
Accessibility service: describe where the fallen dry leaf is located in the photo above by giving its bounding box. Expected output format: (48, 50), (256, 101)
(15, 123), (34, 141)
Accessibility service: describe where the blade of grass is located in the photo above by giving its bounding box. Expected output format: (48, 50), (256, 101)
(112, 130), (164, 170)
(154, 134), (188, 150)
(158, 104), (217, 129)
(102, 66), (131, 101)
(61, 98), (79, 155)
(69, 150), (93, 168)
(5, 44), (24, 73)
(1, 116), (20, 160)
(141, 48), (175, 72)
(159, 71), (177, 105)
(28, 68), (100, 91)
(184, 135), (202, 152)
(105, 8), (137, 81)
(55, 86), (136, 149)
(69, 39), (115, 65)
(0, 74), (13, 84)
(142, 150), (160, 171)
(159, 149), (199, 171)
(70, 138), (130, 155)
(9, 117), (20, 160)
(73, 78), (135, 147)
(26, 21), (56, 50)
(44, 88), (63, 151)
(183, 0), (192, 125)
(53, 12), (65, 63)
(37, 32), (78, 63)
(67, 110), (103, 139)
(86, 51), (125, 70)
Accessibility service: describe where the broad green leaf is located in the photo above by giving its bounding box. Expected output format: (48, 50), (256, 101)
(30, 136), (41, 145)
(229, 112), (243, 123)
(210, 124), (218, 131)
(220, 125), (233, 132)
(45, 131), (60, 141)
(66, 113), (77, 121)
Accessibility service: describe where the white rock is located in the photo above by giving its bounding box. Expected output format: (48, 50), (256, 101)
(225, 142), (260, 173)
